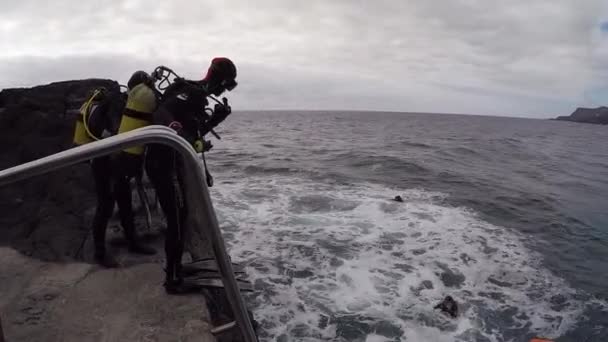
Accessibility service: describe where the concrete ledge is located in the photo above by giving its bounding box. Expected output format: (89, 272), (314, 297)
(0, 247), (215, 342)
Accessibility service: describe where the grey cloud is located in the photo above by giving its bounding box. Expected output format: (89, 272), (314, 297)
(0, 0), (607, 117)
(0, 55), (154, 88)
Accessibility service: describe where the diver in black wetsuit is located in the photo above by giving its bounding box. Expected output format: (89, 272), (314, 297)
(434, 295), (459, 318)
(73, 71), (157, 267)
(145, 57), (237, 293)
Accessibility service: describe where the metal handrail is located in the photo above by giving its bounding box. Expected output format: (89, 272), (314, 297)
(0, 126), (257, 342)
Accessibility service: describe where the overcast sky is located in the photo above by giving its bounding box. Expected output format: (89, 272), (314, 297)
(1, 0), (607, 117)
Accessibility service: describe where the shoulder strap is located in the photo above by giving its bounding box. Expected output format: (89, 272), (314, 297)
(79, 88), (108, 141)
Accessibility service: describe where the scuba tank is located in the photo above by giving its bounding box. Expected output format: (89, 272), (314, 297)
(72, 87), (128, 146)
(117, 83), (157, 155)
(72, 88), (107, 146)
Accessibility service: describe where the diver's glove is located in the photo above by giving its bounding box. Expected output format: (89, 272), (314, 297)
(214, 101), (231, 117)
(205, 98), (232, 131)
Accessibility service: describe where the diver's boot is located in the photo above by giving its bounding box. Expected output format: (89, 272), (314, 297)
(164, 260), (197, 295)
(164, 262), (182, 294)
(94, 251), (119, 268)
(128, 242), (157, 255)
(164, 278), (183, 295)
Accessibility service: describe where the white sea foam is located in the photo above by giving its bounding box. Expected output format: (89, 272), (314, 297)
(210, 174), (597, 341)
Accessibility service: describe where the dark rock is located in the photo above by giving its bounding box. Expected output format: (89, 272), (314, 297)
(554, 107), (608, 125)
(0, 79), (119, 260)
(0, 79), (119, 117)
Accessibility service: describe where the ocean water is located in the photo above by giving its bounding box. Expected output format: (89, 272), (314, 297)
(205, 111), (608, 342)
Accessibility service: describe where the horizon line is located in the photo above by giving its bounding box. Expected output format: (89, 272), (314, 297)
(232, 109), (555, 120)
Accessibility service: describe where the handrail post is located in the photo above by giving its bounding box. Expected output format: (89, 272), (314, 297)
(0, 126), (257, 341)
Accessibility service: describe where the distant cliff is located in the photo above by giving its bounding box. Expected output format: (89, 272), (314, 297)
(555, 107), (608, 125)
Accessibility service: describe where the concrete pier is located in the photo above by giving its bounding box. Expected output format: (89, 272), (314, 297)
(0, 247), (216, 342)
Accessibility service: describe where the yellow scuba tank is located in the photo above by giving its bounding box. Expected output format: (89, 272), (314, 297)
(117, 83), (157, 155)
(72, 88), (105, 146)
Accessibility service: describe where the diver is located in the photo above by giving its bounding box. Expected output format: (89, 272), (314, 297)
(72, 71), (156, 268)
(107, 70), (160, 258)
(145, 57), (237, 293)
(434, 295), (459, 318)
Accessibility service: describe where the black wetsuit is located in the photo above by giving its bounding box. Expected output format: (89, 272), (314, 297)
(91, 154), (140, 256)
(86, 91), (146, 259)
(145, 80), (227, 287)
